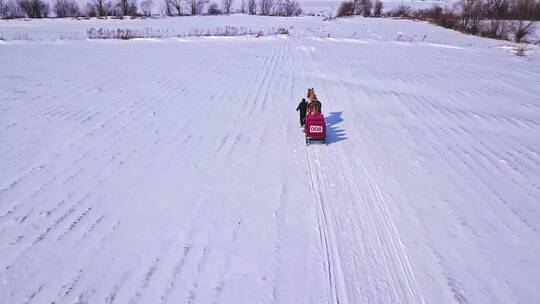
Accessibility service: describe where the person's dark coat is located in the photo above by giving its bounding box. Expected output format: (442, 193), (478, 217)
(296, 98), (308, 126)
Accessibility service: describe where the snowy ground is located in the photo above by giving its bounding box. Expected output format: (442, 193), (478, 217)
(1, 15), (538, 45)
(1, 16), (540, 304)
(0, 15), (321, 40)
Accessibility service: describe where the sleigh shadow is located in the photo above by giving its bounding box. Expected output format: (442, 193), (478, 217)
(325, 111), (347, 145)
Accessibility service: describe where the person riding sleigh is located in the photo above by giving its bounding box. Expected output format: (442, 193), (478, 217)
(296, 88), (323, 127)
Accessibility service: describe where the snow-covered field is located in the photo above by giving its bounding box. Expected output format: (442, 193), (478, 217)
(0, 15), (320, 40)
(1, 16), (540, 304)
(2, 14), (538, 45)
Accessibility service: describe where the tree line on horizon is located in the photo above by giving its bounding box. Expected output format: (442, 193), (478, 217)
(0, 0), (302, 18)
(336, 0), (539, 42)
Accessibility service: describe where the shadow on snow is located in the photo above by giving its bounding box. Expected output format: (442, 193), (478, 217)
(325, 111), (347, 145)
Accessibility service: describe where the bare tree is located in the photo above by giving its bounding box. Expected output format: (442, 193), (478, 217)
(118, 0), (127, 15)
(208, 1), (219, 13)
(259, 0), (272, 14)
(247, 0), (255, 14)
(373, 0), (382, 16)
(140, 0), (152, 15)
(468, 0), (484, 33)
(240, 0), (246, 13)
(54, 0), (79, 16)
(118, 0), (126, 14)
(0, 0), (6, 17)
(478, 0), (509, 39)
(104, 0), (116, 14)
(349, 0), (357, 14)
(359, 0), (371, 16)
(17, 0), (50, 17)
(88, 0), (106, 15)
(162, 0), (171, 14)
(511, 0), (538, 41)
(459, 0), (471, 28)
(169, 0), (182, 14)
(1, 0), (22, 17)
(187, 0), (205, 14)
(391, 4), (410, 16)
(272, 0), (281, 14)
(279, 0), (300, 15)
(221, 0), (231, 13)
(84, 1), (94, 15)
(482, 18), (511, 38)
(118, 0), (137, 15)
(336, 1), (352, 16)
(8, 0), (25, 17)
(130, 0), (137, 15)
(514, 19), (535, 41)
(485, 0), (509, 17)
(511, 0), (539, 19)
(186, 0), (195, 14)
(458, 0), (482, 31)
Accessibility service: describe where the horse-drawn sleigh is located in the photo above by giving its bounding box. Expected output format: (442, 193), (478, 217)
(298, 88), (326, 146)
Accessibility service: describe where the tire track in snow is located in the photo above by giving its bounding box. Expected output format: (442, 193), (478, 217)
(210, 220), (242, 304)
(2, 193), (96, 273)
(248, 41), (280, 115)
(159, 245), (192, 304)
(296, 38), (345, 303)
(157, 185), (209, 304)
(410, 104), (540, 236)
(270, 183), (287, 303)
(128, 254), (164, 304)
(306, 142), (426, 304)
(377, 63), (540, 239)
(186, 247), (209, 304)
(299, 38), (427, 303)
(105, 270), (132, 304)
(1, 59), (195, 249)
(0, 56), (190, 207)
(305, 148), (347, 304)
(2, 41), (260, 304)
